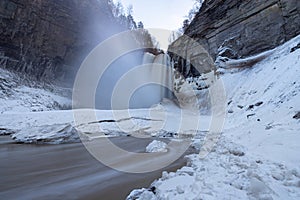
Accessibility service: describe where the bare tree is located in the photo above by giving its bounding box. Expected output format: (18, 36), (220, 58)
(181, 0), (205, 31)
(127, 4), (133, 16)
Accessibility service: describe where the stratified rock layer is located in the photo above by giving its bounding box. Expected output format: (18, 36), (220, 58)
(169, 0), (300, 76)
(0, 0), (120, 84)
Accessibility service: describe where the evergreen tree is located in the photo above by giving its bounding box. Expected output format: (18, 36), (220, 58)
(182, 19), (190, 32)
(127, 14), (137, 30)
(138, 21), (144, 29)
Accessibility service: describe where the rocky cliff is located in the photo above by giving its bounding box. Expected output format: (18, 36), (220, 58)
(169, 0), (300, 76)
(0, 0), (122, 85)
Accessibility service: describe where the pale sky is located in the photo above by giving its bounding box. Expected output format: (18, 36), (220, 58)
(114, 0), (195, 30)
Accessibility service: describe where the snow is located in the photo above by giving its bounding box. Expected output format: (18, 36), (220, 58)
(11, 123), (81, 144)
(174, 72), (212, 114)
(127, 188), (157, 200)
(215, 49), (274, 69)
(129, 137), (300, 199)
(127, 35), (300, 199)
(146, 140), (168, 153)
(0, 128), (15, 136)
(222, 35), (300, 167)
(1, 33), (300, 199)
(0, 68), (71, 114)
(0, 100), (210, 144)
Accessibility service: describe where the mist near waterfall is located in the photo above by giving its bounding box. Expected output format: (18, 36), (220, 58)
(95, 50), (143, 110)
(95, 50), (174, 110)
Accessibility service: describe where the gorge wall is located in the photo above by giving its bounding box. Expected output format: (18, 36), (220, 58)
(0, 0), (123, 85)
(169, 0), (300, 76)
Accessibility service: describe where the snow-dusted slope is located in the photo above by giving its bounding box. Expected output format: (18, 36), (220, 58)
(223, 35), (300, 167)
(0, 68), (71, 113)
(127, 35), (300, 199)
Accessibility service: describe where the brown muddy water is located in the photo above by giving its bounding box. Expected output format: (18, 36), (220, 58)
(0, 136), (194, 200)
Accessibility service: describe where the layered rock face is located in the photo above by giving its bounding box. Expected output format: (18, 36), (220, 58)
(0, 0), (121, 85)
(169, 0), (300, 76)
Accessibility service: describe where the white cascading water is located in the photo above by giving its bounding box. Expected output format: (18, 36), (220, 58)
(96, 52), (174, 110)
(142, 52), (156, 64)
(127, 52), (174, 109)
(152, 53), (174, 99)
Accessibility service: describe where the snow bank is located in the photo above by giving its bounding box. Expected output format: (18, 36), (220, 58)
(173, 72), (212, 114)
(11, 123), (81, 144)
(0, 128), (15, 136)
(128, 35), (300, 199)
(0, 68), (71, 113)
(146, 140), (168, 153)
(129, 137), (300, 199)
(222, 35), (300, 166)
(0, 101), (210, 144)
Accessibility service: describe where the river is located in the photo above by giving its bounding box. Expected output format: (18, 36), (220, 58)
(0, 135), (193, 200)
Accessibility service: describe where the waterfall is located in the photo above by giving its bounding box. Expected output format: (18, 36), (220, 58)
(142, 52), (155, 64)
(152, 53), (174, 99)
(95, 52), (174, 110)
(128, 52), (174, 109)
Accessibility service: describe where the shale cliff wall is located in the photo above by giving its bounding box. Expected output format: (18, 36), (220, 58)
(169, 0), (300, 76)
(0, 0), (120, 84)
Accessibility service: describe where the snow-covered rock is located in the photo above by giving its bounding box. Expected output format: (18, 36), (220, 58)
(0, 103), (210, 144)
(0, 68), (71, 114)
(173, 72), (212, 114)
(127, 188), (157, 200)
(129, 137), (300, 199)
(128, 35), (300, 200)
(146, 140), (168, 153)
(0, 128), (15, 136)
(11, 123), (81, 144)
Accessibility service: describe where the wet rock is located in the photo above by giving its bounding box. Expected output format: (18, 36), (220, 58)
(0, 128), (15, 136)
(149, 186), (156, 194)
(265, 124), (273, 130)
(229, 149), (245, 157)
(293, 112), (300, 119)
(247, 102), (263, 111)
(255, 102), (264, 107)
(291, 43), (300, 53)
(256, 160), (263, 164)
(237, 105), (244, 109)
(247, 113), (256, 119)
(247, 105), (255, 110)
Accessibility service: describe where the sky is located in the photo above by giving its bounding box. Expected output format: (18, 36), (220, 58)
(114, 0), (196, 30)
(113, 0), (196, 49)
